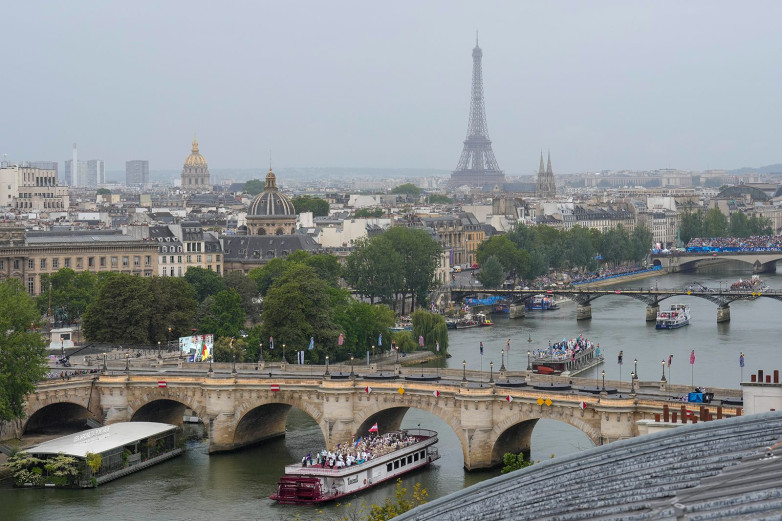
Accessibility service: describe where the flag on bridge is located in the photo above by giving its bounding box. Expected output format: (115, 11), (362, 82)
(338, 333), (344, 346)
(480, 341), (484, 355)
(668, 354), (673, 368)
(365, 386), (372, 394)
(740, 352), (745, 368)
(618, 350), (623, 365)
(378, 333), (382, 347)
(579, 401), (588, 410)
(432, 390), (440, 397)
(418, 335), (424, 347)
(309, 337), (314, 350)
(269, 336), (274, 350)
(436, 341), (440, 352)
(368, 422), (379, 433)
(690, 350), (696, 365)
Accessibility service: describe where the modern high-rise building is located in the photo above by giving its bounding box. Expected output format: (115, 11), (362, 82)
(64, 143), (104, 186)
(126, 160), (149, 186)
(449, 36), (506, 189)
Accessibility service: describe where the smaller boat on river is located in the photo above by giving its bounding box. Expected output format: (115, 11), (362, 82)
(525, 294), (560, 311)
(656, 304), (690, 330)
(730, 275), (768, 295)
(454, 312), (493, 329)
(529, 335), (602, 376)
(270, 428), (440, 505)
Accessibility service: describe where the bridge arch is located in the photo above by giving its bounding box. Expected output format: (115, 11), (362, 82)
(125, 389), (207, 428)
(24, 401), (94, 434)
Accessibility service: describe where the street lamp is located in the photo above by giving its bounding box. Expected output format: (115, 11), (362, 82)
(167, 327), (172, 351)
(282, 344), (286, 363)
(232, 352), (237, 375)
(60, 335), (65, 360)
(350, 354), (355, 377)
(634, 358), (638, 379)
(258, 342), (263, 363)
(102, 352), (107, 373)
(395, 343), (399, 364)
(631, 371), (636, 392)
(527, 350), (531, 371)
(125, 353), (130, 373)
(372, 345), (375, 362)
(420, 360), (425, 377)
(489, 361), (494, 383)
(501, 349), (506, 372)
(661, 359), (666, 381)
(157, 341), (162, 359)
(601, 370), (606, 391)
(325, 355), (330, 376)
(462, 360), (467, 382)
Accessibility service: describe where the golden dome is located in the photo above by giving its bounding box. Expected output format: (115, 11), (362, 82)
(184, 136), (207, 168)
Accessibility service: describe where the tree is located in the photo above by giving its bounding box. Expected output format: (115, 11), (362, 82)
(601, 226), (630, 266)
(563, 226), (597, 271)
(223, 270), (261, 323)
(703, 207), (728, 238)
(728, 211), (751, 238)
(629, 224), (653, 263)
(96, 188), (111, 196)
(354, 208), (384, 218)
(243, 179), (264, 195)
(344, 236), (402, 304)
(247, 258), (289, 297)
(426, 194), (452, 204)
(410, 310), (448, 355)
(383, 227), (442, 312)
(477, 255), (504, 288)
(390, 183), (422, 196)
(333, 301), (395, 356)
(0, 279), (48, 423)
(366, 479), (429, 521)
(291, 195), (330, 217)
(475, 235), (525, 277)
(37, 268), (99, 320)
(500, 451), (533, 474)
(184, 266), (227, 302)
(749, 214), (773, 236)
(198, 289), (245, 340)
(212, 335), (249, 363)
(679, 209), (703, 244)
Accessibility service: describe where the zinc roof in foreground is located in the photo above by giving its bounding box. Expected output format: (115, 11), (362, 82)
(26, 422), (176, 458)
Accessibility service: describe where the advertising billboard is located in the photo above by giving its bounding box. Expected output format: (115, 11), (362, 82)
(179, 334), (213, 362)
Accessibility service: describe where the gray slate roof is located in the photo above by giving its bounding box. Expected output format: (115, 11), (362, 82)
(397, 411), (782, 521)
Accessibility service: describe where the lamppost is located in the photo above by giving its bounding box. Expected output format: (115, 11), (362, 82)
(631, 371), (636, 393)
(102, 352), (107, 373)
(167, 327), (172, 351)
(661, 360), (666, 381)
(501, 349), (506, 372)
(258, 342), (264, 363)
(395, 343), (399, 365)
(60, 335), (65, 360)
(420, 360), (425, 377)
(527, 350), (531, 371)
(125, 353), (130, 373)
(462, 360), (467, 382)
(634, 358), (638, 380)
(157, 341), (162, 359)
(282, 344), (286, 364)
(325, 355), (330, 376)
(350, 354), (355, 377)
(232, 352), (237, 375)
(601, 370), (606, 391)
(489, 361), (494, 383)
(372, 345), (375, 362)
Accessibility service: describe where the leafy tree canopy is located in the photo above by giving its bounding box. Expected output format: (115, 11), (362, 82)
(355, 208), (384, 218)
(184, 266), (227, 302)
(291, 195), (330, 217)
(476, 255), (504, 288)
(391, 183), (422, 196)
(426, 194), (452, 204)
(501, 452), (533, 474)
(96, 188), (111, 195)
(243, 179), (264, 196)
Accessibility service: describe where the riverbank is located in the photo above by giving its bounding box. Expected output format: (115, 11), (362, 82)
(572, 269), (664, 289)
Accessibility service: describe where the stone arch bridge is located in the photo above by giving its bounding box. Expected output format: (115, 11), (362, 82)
(650, 251), (782, 274)
(14, 371), (741, 470)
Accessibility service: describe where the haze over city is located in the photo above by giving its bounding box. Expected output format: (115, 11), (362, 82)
(3, 1), (782, 174)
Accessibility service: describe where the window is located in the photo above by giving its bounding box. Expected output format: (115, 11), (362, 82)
(208, 265), (212, 271)
(178, 256), (182, 264)
(216, 254), (220, 262)
(28, 259), (34, 270)
(76, 258), (82, 269)
(111, 256), (118, 268)
(207, 255), (212, 262)
(387, 463), (392, 472)
(64, 258), (71, 268)
(160, 256), (166, 264)
(100, 257), (106, 267)
(186, 255), (191, 263)
(414, 453), (419, 462)
(197, 255), (201, 263)
(170, 256), (174, 264)
(134, 256), (140, 266)
(122, 256), (129, 267)
(394, 461), (399, 469)
(13, 260), (19, 270)
(40, 259), (46, 270)
(401, 458), (406, 467)
(28, 276), (34, 294)
(170, 267), (174, 277)
(216, 265), (220, 275)
(88, 257), (94, 268)
(52, 258), (59, 269)
(145, 256), (151, 266)
(0, 260), (3, 269)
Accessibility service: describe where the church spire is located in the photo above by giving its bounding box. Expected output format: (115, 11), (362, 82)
(192, 132), (199, 153)
(539, 151), (545, 174)
(546, 151), (553, 175)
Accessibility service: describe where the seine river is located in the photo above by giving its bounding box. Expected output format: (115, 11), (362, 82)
(4, 269), (782, 521)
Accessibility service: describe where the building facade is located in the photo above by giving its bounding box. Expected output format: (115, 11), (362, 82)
(181, 137), (211, 190)
(246, 168), (296, 235)
(126, 160), (149, 186)
(0, 166), (69, 212)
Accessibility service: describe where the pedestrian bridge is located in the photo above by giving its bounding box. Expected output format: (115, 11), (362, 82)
(650, 250), (782, 273)
(12, 366), (743, 470)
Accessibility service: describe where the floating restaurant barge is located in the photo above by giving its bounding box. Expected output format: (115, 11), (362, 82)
(12, 422), (181, 488)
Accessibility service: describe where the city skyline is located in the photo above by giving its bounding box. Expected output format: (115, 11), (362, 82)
(3, 1), (782, 174)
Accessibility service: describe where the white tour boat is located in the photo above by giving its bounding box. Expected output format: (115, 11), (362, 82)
(656, 304), (691, 330)
(270, 428), (440, 504)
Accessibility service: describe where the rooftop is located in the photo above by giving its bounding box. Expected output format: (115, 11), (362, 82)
(26, 422), (177, 458)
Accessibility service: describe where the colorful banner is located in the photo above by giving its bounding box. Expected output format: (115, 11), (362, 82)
(179, 334), (213, 362)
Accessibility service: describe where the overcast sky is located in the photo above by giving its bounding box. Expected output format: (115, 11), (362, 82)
(3, 1), (782, 175)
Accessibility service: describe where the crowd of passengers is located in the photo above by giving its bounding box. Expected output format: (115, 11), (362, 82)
(301, 432), (418, 469)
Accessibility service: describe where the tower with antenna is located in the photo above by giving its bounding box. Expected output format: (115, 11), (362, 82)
(449, 34), (506, 188)
(536, 151), (556, 197)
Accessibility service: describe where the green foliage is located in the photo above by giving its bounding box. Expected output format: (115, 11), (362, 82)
(344, 236), (402, 304)
(390, 183), (422, 196)
(213, 336), (249, 363)
(291, 195), (330, 217)
(426, 194), (452, 204)
(703, 207), (728, 237)
(679, 208), (702, 245)
(243, 179), (264, 195)
(410, 310), (448, 355)
(354, 208), (384, 218)
(8, 452), (80, 486)
(198, 289), (245, 339)
(366, 479), (429, 520)
(0, 280), (48, 422)
(37, 268), (99, 319)
(501, 451), (533, 474)
(82, 275), (198, 344)
(247, 258), (289, 296)
(378, 227), (442, 311)
(85, 452), (102, 474)
(476, 255), (504, 288)
(96, 188), (111, 195)
(333, 301), (394, 356)
(184, 266), (227, 302)
(223, 270), (261, 323)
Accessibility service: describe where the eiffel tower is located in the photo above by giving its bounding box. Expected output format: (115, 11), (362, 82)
(449, 35), (506, 189)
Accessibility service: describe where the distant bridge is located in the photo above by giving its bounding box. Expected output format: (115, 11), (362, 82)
(11, 363), (743, 470)
(650, 250), (782, 274)
(442, 286), (782, 323)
